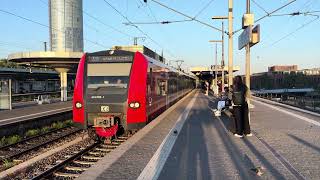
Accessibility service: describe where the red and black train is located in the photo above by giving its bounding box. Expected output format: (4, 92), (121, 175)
(73, 50), (195, 139)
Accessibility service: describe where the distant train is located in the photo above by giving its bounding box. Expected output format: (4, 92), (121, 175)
(73, 50), (195, 139)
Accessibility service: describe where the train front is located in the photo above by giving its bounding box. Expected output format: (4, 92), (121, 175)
(73, 50), (135, 139)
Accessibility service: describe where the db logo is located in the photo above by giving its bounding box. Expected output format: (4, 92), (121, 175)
(100, 106), (110, 112)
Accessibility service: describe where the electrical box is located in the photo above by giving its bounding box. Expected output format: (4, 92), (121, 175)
(242, 14), (254, 28)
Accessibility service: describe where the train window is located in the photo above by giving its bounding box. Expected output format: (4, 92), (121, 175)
(87, 63), (132, 76)
(156, 80), (167, 96)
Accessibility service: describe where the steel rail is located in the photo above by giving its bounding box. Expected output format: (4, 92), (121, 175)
(31, 142), (100, 180)
(0, 126), (71, 150)
(1, 127), (82, 162)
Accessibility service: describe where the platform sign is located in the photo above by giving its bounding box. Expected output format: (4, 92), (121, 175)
(0, 78), (12, 110)
(238, 26), (252, 50)
(250, 24), (260, 47)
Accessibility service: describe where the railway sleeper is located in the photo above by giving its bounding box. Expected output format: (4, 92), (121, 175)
(114, 139), (126, 143)
(117, 136), (129, 140)
(65, 166), (88, 172)
(88, 151), (104, 156)
(82, 155), (102, 161)
(54, 172), (80, 178)
(95, 148), (111, 153)
(73, 160), (95, 165)
(106, 141), (121, 146)
(100, 144), (117, 149)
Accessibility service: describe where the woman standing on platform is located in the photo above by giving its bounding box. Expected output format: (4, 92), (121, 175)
(232, 76), (252, 137)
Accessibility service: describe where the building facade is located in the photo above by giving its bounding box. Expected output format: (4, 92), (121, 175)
(251, 66), (320, 90)
(268, 65), (298, 72)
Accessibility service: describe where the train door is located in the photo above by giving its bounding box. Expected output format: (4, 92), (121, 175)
(146, 67), (153, 118)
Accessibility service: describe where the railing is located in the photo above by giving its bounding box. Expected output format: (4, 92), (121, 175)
(11, 91), (74, 103)
(254, 94), (320, 113)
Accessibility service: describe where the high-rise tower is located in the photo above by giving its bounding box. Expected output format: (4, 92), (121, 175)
(49, 0), (83, 52)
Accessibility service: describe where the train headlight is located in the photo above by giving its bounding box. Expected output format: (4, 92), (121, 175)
(75, 102), (82, 109)
(129, 102), (140, 109)
(134, 102), (140, 108)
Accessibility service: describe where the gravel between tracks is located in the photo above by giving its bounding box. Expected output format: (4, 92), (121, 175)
(0, 128), (85, 172)
(0, 134), (91, 179)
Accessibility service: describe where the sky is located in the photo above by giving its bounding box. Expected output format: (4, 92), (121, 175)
(0, 0), (319, 74)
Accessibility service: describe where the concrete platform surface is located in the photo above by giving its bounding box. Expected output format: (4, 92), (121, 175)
(0, 101), (71, 126)
(77, 91), (320, 180)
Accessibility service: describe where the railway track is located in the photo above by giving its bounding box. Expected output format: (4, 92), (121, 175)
(31, 135), (130, 179)
(0, 126), (82, 165)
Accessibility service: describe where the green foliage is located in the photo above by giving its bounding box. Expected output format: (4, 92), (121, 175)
(2, 159), (12, 169)
(41, 126), (50, 134)
(64, 120), (73, 127)
(1, 159), (18, 169)
(51, 121), (64, 129)
(6, 135), (21, 145)
(25, 129), (40, 137)
(0, 136), (6, 147)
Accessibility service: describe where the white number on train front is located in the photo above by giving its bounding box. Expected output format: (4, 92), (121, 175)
(100, 106), (110, 112)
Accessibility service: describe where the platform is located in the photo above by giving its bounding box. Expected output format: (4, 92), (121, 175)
(0, 101), (71, 126)
(77, 90), (320, 180)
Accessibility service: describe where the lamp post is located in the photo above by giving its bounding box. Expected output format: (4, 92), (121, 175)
(212, 17), (227, 92)
(228, 0), (233, 87)
(209, 40), (221, 95)
(245, 0), (252, 106)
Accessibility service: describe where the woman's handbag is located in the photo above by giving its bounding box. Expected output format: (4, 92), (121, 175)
(232, 91), (245, 105)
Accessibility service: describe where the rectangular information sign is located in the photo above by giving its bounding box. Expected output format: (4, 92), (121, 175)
(88, 56), (133, 63)
(238, 26), (252, 50)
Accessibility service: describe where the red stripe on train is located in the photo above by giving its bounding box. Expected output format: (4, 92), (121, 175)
(127, 52), (148, 124)
(73, 53), (86, 124)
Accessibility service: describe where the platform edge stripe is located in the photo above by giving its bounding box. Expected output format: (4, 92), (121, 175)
(253, 96), (320, 117)
(76, 90), (196, 180)
(137, 92), (198, 180)
(252, 99), (320, 127)
(0, 107), (72, 122)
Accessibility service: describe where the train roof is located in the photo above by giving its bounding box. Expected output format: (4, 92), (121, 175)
(86, 50), (197, 80)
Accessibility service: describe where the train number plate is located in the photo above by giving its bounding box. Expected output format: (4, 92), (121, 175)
(100, 106), (110, 112)
(94, 116), (114, 128)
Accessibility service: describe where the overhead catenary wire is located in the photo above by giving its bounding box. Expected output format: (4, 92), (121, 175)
(193, 0), (216, 19)
(141, 0), (181, 59)
(146, 0), (224, 34)
(233, 0), (298, 35)
(124, 19), (192, 25)
(256, 0), (298, 22)
(270, 10), (320, 17)
(251, 0), (269, 15)
(102, 0), (178, 58)
(130, 0), (217, 26)
(102, 0), (159, 45)
(268, 15), (319, 47)
(0, 8), (108, 49)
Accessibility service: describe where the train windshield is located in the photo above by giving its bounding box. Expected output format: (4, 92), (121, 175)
(87, 76), (129, 89)
(87, 63), (132, 93)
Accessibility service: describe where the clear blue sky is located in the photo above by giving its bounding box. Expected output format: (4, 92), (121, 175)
(0, 0), (319, 74)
